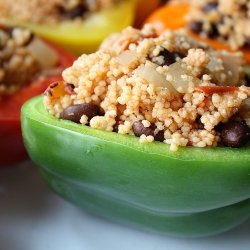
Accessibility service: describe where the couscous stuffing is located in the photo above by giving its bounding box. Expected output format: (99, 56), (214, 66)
(187, 0), (250, 50)
(44, 25), (250, 151)
(0, 25), (59, 98)
(0, 0), (122, 24)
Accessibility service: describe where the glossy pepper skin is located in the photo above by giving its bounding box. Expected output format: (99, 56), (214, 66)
(0, 41), (75, 167)
(21, 96), (250, 237)
(3, 0), (135, 55)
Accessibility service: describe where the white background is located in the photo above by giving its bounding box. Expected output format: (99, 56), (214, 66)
(0, 162), (249, 250)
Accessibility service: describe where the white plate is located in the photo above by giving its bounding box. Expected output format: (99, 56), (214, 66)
(0, 161), (249, 250)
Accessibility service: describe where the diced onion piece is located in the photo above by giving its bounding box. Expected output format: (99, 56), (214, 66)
(133, 64), (179, 96)
(27, 38), (59, 69)
(117, 50), (138, 68)
(206, 53), (225, 85)
(219, 52), (244, 86)
(206, 51), (244, 86)
(167, 62), (201, 93)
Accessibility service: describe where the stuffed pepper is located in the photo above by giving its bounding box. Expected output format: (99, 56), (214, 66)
(0, 25), (74, 166)
(146, 0), (250, 64)
(0, 0), (137, 55)
(22, 25), (250, 237)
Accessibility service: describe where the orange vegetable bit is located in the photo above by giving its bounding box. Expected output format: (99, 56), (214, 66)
(188, 32), (250, 64)
(44, 81), (75, 99)
(196, 86), (239, 95)
(145, 2), (250, 64)
(145, 3), (189, 33)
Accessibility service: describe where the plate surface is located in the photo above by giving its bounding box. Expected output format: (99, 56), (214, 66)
(0, 161), (250, 250)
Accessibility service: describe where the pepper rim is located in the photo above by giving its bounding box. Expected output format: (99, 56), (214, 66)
(22, 96), (250, 162)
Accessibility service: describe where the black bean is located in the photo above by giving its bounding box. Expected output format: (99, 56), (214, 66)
(154, 130), (165, 142)
(69, 6), (87, 19)
(113, 117), (120, 132)
(218, 17), (229, 40)
(113, 123), (119, 133)
(159, 49), (175, 66)
(244, 72), (250, 86)
(59, 4), (87, 19)
(221, 121), (249, 147)
(202, 2), (218, 13)
(222, 34), (229, 41)
(240, 3), (248, 12)
(189, 21), (203, 34)
(207, 24), (219, 38)
(132, 121), (155, 137)
(243, 38), (250, 48)
(60, 103), (102, 123)
(172, 52), (185, 61)
(158, 49), (185, 66)
(214, 122), (223, 132)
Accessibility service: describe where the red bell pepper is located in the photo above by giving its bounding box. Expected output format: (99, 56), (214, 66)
(0, 39), (75, 167)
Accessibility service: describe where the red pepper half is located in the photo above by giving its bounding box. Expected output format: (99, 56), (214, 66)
(0, 39), (75, 167)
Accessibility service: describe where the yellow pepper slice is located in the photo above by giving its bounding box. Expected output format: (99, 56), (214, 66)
(4, 0), (136, 55)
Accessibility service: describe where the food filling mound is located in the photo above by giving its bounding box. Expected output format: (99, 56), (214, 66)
(44, 25), (250, 151)
(0, 0), (122, 24)
(0, 25), (59, 98)
(187, 0), (250, 50)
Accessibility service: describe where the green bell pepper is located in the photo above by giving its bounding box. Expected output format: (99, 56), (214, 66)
(21, 96), (250, 237)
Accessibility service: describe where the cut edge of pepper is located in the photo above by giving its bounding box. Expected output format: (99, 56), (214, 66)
(21, 96), (250, 163)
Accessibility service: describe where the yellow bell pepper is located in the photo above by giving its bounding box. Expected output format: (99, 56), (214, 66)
(4, 0), (136, 55)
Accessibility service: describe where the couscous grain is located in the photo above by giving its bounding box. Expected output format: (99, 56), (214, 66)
(0, 25), (59, 97)
(0, 0), (122, 24)
(44, 25), (250, 150)
(187, 0), (250, 50)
